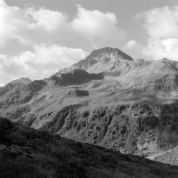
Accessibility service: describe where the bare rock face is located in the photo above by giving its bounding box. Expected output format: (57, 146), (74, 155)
(2, 48), (178, 165)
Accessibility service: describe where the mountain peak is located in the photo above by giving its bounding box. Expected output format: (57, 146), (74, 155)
(10, 77), (31, 85)
(86, 47), (133, 61)
(71, 47), (133, 73)
(0, 77), (32, 97)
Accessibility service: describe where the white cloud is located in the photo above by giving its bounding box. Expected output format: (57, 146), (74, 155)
(137, 6), (178, 60)
(0, 0), (126, 48)
(124, 40), (140, 51)
(141, 38), (178, 60)
(72, 5), (127, 48)
(0, 44), (88, 85)
(0, 0), (69, 46)
(0, 0), (127, 85)
(26, 7), (68, 31)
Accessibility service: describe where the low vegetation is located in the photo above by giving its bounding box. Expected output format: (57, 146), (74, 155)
(0, 117), (178, 178)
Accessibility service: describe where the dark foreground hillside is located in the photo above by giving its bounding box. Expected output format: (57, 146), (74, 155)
(1, 118), (178, 178)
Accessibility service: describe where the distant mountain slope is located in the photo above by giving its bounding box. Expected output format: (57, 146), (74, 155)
(1, 117), (178, 178)
(0, 69), (103, 105)
(10, 77), (32, 85)
(0, 77), (31, 97)
(2, 48), (178, 165)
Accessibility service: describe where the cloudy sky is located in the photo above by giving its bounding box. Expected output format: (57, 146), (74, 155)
(0, 0), (178, 85)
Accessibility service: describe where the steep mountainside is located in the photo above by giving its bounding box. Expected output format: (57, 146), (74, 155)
(1, 47), (178, 164)
(1, 117), (178, 178)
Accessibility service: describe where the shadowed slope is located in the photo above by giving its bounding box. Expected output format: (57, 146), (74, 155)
(1, 118), (178, 178)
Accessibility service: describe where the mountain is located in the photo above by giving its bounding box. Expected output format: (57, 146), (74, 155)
(0, 77), (31, 97)
(55, 47), (133, 75)
(10, 77), (32, 84)
(72, 47), (133, 72)
(85, 47), (133, 61)
(1, 47), (178, 165)
(1, 117), (178, 178)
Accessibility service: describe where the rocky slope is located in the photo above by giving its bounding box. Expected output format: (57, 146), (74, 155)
(1, 117), (178, 178)
(1, 47), (178, 164)
(148, 145), (178, 165)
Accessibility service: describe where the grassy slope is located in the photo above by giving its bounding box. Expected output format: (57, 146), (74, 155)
(0, 118), (178, 178)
